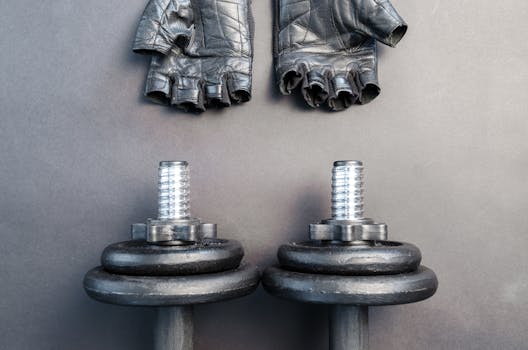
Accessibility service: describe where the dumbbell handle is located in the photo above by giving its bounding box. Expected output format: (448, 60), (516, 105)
(330, 305), (369, 350)
(155, 306), (194, 350)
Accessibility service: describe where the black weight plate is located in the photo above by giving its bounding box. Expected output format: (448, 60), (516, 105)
(278, 241), (421, 275)
(101, 239), (243, 276)
(262, 265), (437, 306)
(84, 263), (260, 306)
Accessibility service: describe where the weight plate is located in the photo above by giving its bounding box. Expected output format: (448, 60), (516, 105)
(278, 241), (421, 275)
(101, 239), (243, 276)
(84, 263), (260, 306)
(262, 265), (437, 306)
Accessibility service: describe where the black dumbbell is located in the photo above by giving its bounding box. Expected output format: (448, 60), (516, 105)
(263, 161), (437, 349)
(84, 161), (259, 350)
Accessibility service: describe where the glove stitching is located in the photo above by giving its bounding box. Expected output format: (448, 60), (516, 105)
(282, 1), (310, 52)
(300, 1), (313, 47)
(218, 7), (249, 55)
(189, 0), (205, 54)
(279, 5), (312, 55)
(212, 0), (248, 56)
(328, 0), (346, 51)
(236, 2), (242, 55)
(287, 3), (292, 53)
(152, 0), (179, 51)
(213, 1), (225, 50)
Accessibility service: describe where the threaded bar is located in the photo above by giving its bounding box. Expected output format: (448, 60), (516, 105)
(331, 160), (364, 220)
(157, 161), (190, 220)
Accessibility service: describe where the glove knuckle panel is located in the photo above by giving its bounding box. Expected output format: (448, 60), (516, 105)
(191, 0), (252, 57)
(278, 0), (311, 52)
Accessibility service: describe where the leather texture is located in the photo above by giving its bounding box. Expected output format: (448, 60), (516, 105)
(134, 0), (253, 112)
(275, 0), (407, 111)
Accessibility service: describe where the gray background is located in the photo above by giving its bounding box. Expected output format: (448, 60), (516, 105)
(1, 0), (527, 349)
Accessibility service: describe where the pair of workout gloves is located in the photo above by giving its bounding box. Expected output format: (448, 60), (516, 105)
(133, 0), (407, 112)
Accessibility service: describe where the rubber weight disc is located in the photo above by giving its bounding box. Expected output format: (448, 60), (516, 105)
(84, 263), (260, 306)
(101, 239), (243, 276)
(278, 241), (421, 275)
(262, 265), (437, 306)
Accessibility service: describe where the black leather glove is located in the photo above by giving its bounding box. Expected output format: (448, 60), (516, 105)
(275, 0), (407, 111)
(134, 0), (253, 111)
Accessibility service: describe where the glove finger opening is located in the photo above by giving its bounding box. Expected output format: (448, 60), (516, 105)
(146, 91), (171, 105)
(230, 90), (251, 104)
(226, 72), (252, 104)
(359, 83), (381, 105)
(301, 70), (329, 108)
(388, 24), (408, 48)
(171, 76), (206, 112)
(145, 71), (173, 105)
(328, 74), (359, 111)
(279, 67), (305, 95)
(205, 81), (231, 108)
(357, 71), (381, 105)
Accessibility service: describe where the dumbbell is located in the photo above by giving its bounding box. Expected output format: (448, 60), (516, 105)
(83, 161), (259, 350)
(263, 161), (438, 350)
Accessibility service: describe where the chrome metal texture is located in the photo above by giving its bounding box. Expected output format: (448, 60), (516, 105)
(278, 241), (421, 275)
(132, 161), (217, 245)
(332, 160), (364, 220)
(101, 239), (244, 276)
(158, 161), (190, 220)
(330, 305), (368, 350)
(275, 0), (407, 110)
(262, 265), (438, 305)
(311, 161), (386, 243)
(155, 307), (193, 350)
(84, 263), (259, 306)
(133, 0), (253, 112)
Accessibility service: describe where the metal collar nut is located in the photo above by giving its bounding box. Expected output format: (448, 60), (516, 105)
(309, 219), (387, 242)
(131, 219), (217, 243)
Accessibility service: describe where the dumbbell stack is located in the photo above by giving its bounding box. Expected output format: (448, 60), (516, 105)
(262, 161), (438, 350)
(83, 161), (259, 350)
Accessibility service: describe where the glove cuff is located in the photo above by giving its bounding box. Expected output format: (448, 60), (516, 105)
(364, 0), (408, 47)
(374, 21), (407, 48)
